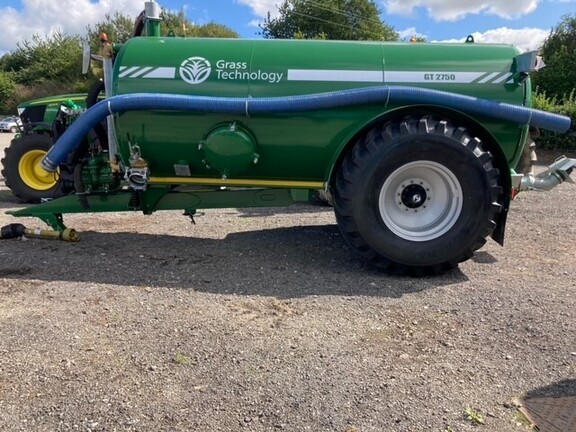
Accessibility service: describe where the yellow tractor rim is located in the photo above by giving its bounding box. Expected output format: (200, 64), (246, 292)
(18, 149), (60, 191)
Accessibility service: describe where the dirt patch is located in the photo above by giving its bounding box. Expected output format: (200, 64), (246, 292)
(1, 133), (575, 431)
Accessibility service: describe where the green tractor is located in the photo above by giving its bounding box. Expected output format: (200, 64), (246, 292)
(2, 87), (104, 203)
(2, 0), (574, 275)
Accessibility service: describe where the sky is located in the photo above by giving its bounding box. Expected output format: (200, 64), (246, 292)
(0, 0), (574, 56)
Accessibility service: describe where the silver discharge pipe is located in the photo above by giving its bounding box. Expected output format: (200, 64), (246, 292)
(518, 157), (576, 191)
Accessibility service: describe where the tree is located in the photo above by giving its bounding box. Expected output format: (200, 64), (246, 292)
(0, 71), (16, 113)
(261, 0), (398, 41)
(0, 32), (82, 85)
(86, 11), (136, 52)
(161, 9), (239, 38)
(532, 14), (576, 103)
(160, 8), (189, 36)
(84, 9), (238, 57)
(0, 32), (85, 112)
(190, 22), (239, 38)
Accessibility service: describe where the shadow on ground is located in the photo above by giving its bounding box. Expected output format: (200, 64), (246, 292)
(0, 224), (470, 298)
(524, 379), (576, 399)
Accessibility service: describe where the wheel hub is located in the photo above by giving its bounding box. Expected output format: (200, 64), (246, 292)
(398, 181), (430, 211)
(19, 149), (59, 190)
(379, 161), (463, 242)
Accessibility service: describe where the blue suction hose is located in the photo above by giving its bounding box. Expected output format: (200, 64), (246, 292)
(41, 86), (572, 172)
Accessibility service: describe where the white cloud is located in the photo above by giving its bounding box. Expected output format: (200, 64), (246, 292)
(436, 27), (550, 52)
(248, 19), (263, 29)
(383, 0), (539, 21)
(235, 0), (280, 19)
(0, 0), (144, 54)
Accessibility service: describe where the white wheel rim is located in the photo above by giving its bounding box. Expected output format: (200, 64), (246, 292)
(378, 161), (463, 242)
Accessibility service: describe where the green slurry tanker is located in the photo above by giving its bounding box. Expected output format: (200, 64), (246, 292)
(2, 0), (575, 275)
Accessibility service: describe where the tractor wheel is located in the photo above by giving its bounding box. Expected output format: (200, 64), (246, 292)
(334, 115), (503, 276)
(1, 134), (64, 203)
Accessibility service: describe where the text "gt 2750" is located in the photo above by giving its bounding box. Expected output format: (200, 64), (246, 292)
(424, 73), (456, 81)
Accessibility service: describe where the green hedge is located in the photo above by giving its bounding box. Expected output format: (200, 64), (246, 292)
(532, 89), (576, 151)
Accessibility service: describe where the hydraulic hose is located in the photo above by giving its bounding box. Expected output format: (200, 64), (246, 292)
(41, 86), (572, 172)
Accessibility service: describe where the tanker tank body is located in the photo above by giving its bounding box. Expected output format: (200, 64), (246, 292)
(111, 37), (526, 186)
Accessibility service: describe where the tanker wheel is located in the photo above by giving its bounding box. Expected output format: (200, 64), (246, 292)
(334, 115), (503, 276)
(1, 134), (63, 203)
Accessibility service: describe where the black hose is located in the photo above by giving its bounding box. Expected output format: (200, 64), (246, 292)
(86, 81), (108, 150)
(133, 10), (146, 37)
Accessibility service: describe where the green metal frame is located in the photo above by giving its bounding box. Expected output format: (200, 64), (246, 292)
(7, 187), (300, 231)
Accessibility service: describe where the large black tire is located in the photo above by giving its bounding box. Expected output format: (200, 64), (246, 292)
(334, 115), (503, 276)
(1, 134), (64, 203)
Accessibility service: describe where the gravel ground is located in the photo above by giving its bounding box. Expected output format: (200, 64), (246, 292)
(0, 132), (575, 432)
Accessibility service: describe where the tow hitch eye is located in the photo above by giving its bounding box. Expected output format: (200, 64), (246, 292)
(514, 156), (576, 193)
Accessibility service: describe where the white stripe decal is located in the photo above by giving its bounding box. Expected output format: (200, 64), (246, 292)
(287, 69), (511, 84)
(143, 67), (176, 79)
(119, 67), (176, 79)
(120, 66), (512, 84)
(477, 72), (500, 84)
(129, 67), (154, 78)
(119, 66), (140, 78)
(287, 69), (383, 82)
(493, 72), (513, 84)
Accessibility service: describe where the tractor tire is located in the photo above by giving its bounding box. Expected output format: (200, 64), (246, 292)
(1, 134), (64, 203)
(334, 115), (503, 276)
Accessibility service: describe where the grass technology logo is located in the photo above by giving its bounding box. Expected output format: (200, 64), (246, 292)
(179, 56), (285, 85)
(179, 57), (212, 85)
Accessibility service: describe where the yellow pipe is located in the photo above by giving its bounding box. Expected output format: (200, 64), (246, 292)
(148, 177), (324, 189)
